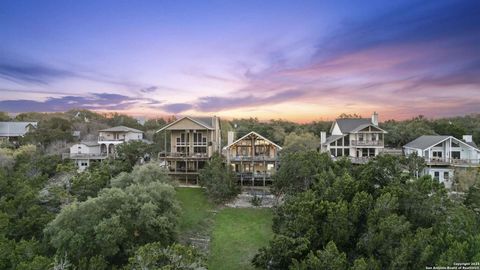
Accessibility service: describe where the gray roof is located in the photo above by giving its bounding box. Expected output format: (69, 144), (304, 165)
(336, 118), (372, 133)
(99, 126), (143, 133)
(324, 135), (344, 145)
(0, 122), (37, 137)
(190, 117), (215, 129)
(404, 135), (450, 150)
(466, 141), (478, 148)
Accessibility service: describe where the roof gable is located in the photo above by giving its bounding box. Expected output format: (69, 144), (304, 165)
(156, 116), (215, 132)
(334, 118), (372, 134)
(223, 131), (282, 150)
(403, 135), (480, 152)
(99, 126), (143, 133)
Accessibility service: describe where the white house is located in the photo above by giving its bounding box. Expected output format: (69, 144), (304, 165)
(66, 141), (106, 172)
(98, 126), (144, 156)
(65, 126), (145, 171)
(320, 112), (387, 163)
(403, 135), (480, 188)
(0, 122), (37, 144)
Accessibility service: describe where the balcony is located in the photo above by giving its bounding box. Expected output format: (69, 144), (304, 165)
(425, 157), (480, 166)
(236, 172), (273, 180)
(98, 136), (125, 142)
(62, 153), (108, 159)
(351, 140), (384, 147)
(161, 152), (209, 159)
(229, 155), (278, 162)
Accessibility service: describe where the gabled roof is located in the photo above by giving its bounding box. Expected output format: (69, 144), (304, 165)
(403, 135), (450, 150)
(350, 123), (387, 133)
(99, 126), (143, 133)
(223, 131), (282, 150)
(332, 118), (372, 134)
(404, 135), (480, 152)
(0, 122), (37, 137)
(324, 135), (345, 145)
(156, 116), (216, 132)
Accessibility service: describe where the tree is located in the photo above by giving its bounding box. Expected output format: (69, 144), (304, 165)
(45, 182), (180, 267)
(0, 112), (10, 121)
(126, 243), (206, 270)
(290, 241), (348, 270)
(110, 163), (173, 189)
(199, 153), (239, 204)
(116, 141), (152, 170)
(272, 151), (333, 195)
(281, 132), (319, 153)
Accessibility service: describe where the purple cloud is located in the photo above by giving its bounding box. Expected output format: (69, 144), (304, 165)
(0, 93), (161, 113)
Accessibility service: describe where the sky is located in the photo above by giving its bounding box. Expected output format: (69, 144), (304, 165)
(0, 0), (479, 122)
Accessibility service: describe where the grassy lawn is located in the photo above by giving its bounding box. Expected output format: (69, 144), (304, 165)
(175, 187), (214, 233)
(208, 208), (274, 270)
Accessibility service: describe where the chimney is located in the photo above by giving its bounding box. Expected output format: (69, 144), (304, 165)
(227, 131), (235, 145)
(463, 135), (473, 143)
(320, 131), (326, 145)
(371, 112), (379, 126)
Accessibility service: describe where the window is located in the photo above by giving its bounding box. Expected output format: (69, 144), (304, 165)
(330, 149), (335, 156)
(432, 151), (443, 158)
(434, 171), (440, 180)
(344, 148), (350, 156)
(452, 151), (461, 159)
(344, 135), (350, 146)
(451, 141), (460, 147)
(358, 134), (364, 141)
(337, 138), (343, 146)
(444, 172), (449, 180)
(194, 147), (206, 153)
(336, 148), (342, 156)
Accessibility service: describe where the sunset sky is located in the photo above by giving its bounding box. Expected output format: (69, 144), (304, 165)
(0, 0), (479, 122)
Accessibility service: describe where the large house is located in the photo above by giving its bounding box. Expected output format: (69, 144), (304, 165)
(65, 126), (144, 171)
(320, 112), (387, 163)
(156, 116), (221, 184)
(0, 122), (37, 144)
(98, 126), (144, 156)
(223, 131), (282, 186)
(403, 135), (480, 188)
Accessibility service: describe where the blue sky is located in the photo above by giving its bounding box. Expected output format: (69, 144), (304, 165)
(0, 0), (479, 121)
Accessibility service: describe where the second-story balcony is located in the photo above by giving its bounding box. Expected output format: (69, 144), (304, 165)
(351, 140), (384, 147)
(425, 157), (480, 166)
(229, 155), (278, 162)
(62, 153), (108, 159)
(98, 136), (125, 142)
(161, 152), (209, 159)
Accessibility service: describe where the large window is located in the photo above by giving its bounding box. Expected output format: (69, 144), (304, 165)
(337, 138), (343, 146)
(432, 151), (443, 158)
(344, 135), (350, 146)
(336, 148), (342, 156)
(452, 151), (461, 159)
(344, 148), (350, 156)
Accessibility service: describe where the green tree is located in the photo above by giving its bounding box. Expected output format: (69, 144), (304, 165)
(45, 182), (180, 266)
(281, 132), (319, 153)
(199, 153), (239, 204)
(125, 243), (206, 270)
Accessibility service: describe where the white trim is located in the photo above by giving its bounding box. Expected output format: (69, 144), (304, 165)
(223, 131), (282, 150)
(156, 116), (214, 133)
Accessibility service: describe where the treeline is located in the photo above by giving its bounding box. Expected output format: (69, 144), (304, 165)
(0, 144), (206, 269)
(253, 151), (480, 269)
(2, 110), (479, 149)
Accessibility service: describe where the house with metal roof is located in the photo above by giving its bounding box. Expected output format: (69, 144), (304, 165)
(403, 135), (480, 188)
(156, 116), (221, 184)
(320, 112), (387, 163)
(0, 122), (37, 144)
(223, 131), (282, 186)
